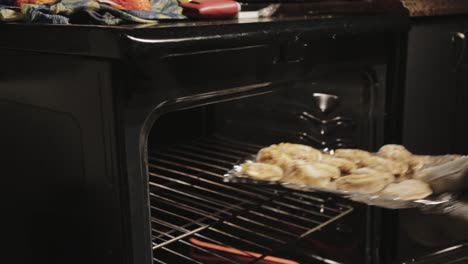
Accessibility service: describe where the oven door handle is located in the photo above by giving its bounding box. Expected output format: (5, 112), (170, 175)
(123, 32), (271, 47)
(452, 31), (466, 69)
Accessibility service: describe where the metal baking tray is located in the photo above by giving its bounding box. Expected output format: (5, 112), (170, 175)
(224, 154), (464, 209)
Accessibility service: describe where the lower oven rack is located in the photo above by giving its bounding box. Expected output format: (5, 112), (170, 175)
(148, 136), (354, 264)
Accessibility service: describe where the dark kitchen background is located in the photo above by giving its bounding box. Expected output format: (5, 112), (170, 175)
(0, 1), (467, 264)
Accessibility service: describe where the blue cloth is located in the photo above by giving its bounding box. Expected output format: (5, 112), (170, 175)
(0, 0), (185, 24)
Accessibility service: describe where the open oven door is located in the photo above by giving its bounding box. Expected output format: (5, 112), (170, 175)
(400, 243), (468, 264)
(394, 199), (468, 264)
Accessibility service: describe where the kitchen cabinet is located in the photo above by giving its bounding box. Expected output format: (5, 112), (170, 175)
(403, 17), (468, 155)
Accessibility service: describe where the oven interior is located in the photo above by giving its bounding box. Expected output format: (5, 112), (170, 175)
(146, 68), (387, 263)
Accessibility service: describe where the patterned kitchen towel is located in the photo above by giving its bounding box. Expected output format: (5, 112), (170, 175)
(0, 0), (185, 24)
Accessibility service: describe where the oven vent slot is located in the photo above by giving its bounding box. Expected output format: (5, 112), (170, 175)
(148, 137), (353, 263)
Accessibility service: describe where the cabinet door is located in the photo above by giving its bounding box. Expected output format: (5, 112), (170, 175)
(403, 22), (461, 155)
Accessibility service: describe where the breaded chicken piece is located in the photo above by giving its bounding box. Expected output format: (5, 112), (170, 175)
(377, 144), (424, 172)
(377, 144), (461, 173)
(408, 155), (432, 171)
(380, 179), (432, 200)
(257, 143), (321, 168)
(256, 145), (292, 169)
(351, 167), (395, 184)
(277, 143), (322, 162)
(335, 174), (390, 194)
(334, 149), (371, 163)
(320, 155), (357, 174)
(282, 160), (339, 188)
(240, 162), (283, 181)
(377, 144), (413, 161)
(359, 156), (408, 177)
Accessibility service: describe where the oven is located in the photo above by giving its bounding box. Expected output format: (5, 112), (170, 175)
(1, 3), (464, 264)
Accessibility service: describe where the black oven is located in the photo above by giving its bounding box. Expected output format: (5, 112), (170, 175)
(2, 4), (463, 264)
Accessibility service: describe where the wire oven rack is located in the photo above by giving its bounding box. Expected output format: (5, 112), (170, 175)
(148, 136), (354, 264)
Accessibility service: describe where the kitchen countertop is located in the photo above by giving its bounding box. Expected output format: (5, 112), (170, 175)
(0, 10), (409, 58)
(402, 0), (468, 17)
